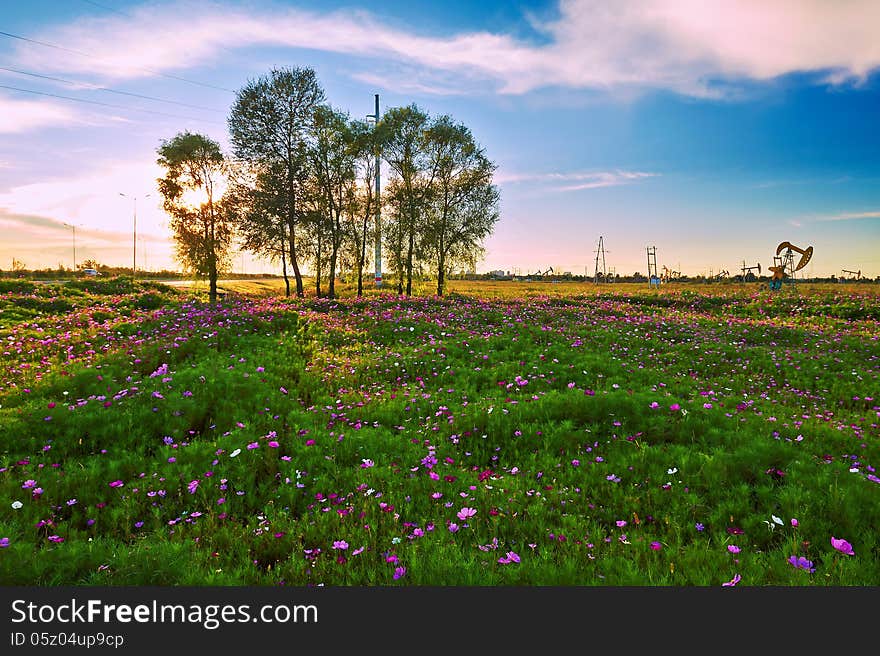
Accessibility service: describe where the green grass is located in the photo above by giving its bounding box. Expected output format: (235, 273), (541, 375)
(0, 278), (878, 586)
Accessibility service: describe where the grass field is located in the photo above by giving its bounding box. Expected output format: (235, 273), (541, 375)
(1, 276), (878, 585)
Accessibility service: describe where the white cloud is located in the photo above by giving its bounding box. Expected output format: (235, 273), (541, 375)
(815, 210), (880, 222)
(12, 0), (880, 97)
(496, 169), (659, 192)
(0, 95), (80, 133)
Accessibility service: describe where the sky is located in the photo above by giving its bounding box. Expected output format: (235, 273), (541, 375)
(1, 0), (879, 279)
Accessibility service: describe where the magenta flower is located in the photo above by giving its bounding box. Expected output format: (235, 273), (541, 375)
(457, 507), (477, 521)
(247, 442), (259, 450)
(0, 537), (9, 548)
(722, 573), (741, 587)
(788, 556), (815, 573)
(447, 522), (459, 533)
(727, 545), (741, 554)
(333, 540), (349, 550)
(669, 403), (681, 411)
(393, 566), (406, 580)
(498, 550), (521, 564)
(831, 537), (855, 556)
(650, 541), (663, 550)
(47, 535), (64, 544)
(649, 402), (659, 409)
(22, 480), (36, 489)
(268, 441), (280, 448)
(187, 480), (199, 494)
(108, 480), (123, 488)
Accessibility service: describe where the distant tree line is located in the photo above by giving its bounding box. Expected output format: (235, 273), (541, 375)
(156, 67), (500, 302)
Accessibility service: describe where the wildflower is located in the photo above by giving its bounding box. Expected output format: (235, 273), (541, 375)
(109, 480), (123, 488)
(728, 545), (741, 554)
(0, 537), (9, 548)
(831, 537), (855, 556)
(649, 402), (659, 409)
(791, 518), (799, 528)
(187, 480), (199, 494)
(670, 403), (681, 411)
(448, 522), (459, 533)
(616, 520), (627, 528)
(11, 501), (23, 510)
(66, 499), (77, 506)
(788, 556), (815, 573)
(393, 566), (406, 580)
(650, 542), (663, 550)
(333, 540), (349, 550)
(229, 449), (241, 458)
(360, 459), (375, 468)
(22, 480), (36, 489)
(722, 574), (741, 587)
(695, 523), (705, 531)
(47, 535), (64, 544)
(456, 507), (477, 521)
(268, 441), (280, 448)
(247, 442), (259, 450)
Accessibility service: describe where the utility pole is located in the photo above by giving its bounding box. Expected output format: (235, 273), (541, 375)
(119, 193), (149, 278)
(367, 94), (382, 288)
(63, 223), (76, 271)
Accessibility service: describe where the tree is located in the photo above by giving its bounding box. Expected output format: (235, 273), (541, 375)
(157, 131), (231, 303)
(226, 161), (292, 296)
(423, 115), (499, 296)
(309, 106), (358, 299)
(228, 67), (325, 297)
(342, 119), (378, 297)
(377, 105), (437, 297)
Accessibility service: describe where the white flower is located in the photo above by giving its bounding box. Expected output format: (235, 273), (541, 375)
(11, 501), (23, 510)
(771, 514), (784, 526)
(667, 467), (678, 475)
(229, 448), (241, 458)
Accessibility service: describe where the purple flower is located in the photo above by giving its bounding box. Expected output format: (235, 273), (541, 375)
(727, 545), (741, 554)
(722, 573), (741, 587)
(0, 537), (9, 548)
(650, 541), (663, 551)
(47, 535), (64, 544)
(247, 442), (259, 450)
(393, 566), (406, 580)
(108, 480), (123, 488)
(695, 523), (705, 532)
(670, 403), (681, 412)
(447, 522), (459, 533)
(187, 480), (199, 494)
(22, 479), (36, 489)
(456, 507), (476, 521)
(788, 556), (815, 573)
(333, 540), (349, 550)
(831, 536), (855, 556)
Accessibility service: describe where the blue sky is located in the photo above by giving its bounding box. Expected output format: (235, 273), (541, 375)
(2, 0), (879, 278)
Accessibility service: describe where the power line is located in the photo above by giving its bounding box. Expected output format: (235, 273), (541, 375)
(0, 30), (236, 94)
(0, 66), (226, 113)
(78, 0), (129, 16)
(0, 83), (225, 125)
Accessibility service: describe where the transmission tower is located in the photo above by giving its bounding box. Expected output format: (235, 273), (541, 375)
(594, 236), (608, 284)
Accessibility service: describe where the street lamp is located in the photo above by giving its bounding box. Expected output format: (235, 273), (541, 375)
(365, 94), (381, 288)
(62, 222), (77, 272)
(119, 193), (150, 278)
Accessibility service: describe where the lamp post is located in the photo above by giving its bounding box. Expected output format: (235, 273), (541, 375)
(62, 222), (76, 272)
(119, 193), (150, 278)
(366, 94), (381, 288)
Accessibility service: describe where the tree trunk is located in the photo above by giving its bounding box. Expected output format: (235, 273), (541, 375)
(316, 230), (323, 298)
(329, 248), (337, 299)
(281, 237), (290, 297)
(287, 176), (304, 297)
(405, 223), (414, 297)
(357, 213), (367, 297)
(437, 248), (445, 297)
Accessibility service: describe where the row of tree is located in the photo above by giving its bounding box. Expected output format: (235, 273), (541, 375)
(156, 67), (500, 302)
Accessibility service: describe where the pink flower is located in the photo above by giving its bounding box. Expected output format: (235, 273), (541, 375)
(456, 507), (477, 521)
(333, 540), (349, 550)
(831, 536), (855, 556)
(727, 545), (741, 554)
(791, 518), (799, 527)
(722, 573), (741, 587)
(649, 402), (659, 409)
(447, 522), (459, 533)
(670, 403), (681, 411)
(108, 480), (123, 488)
(393, 566), (406, 580)
(650, 541), (662, 550)
(247, 442), (259, 450)
(268, 441), (280, 448)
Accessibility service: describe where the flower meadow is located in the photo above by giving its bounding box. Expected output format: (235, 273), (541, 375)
(0, 277), (878, 586)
